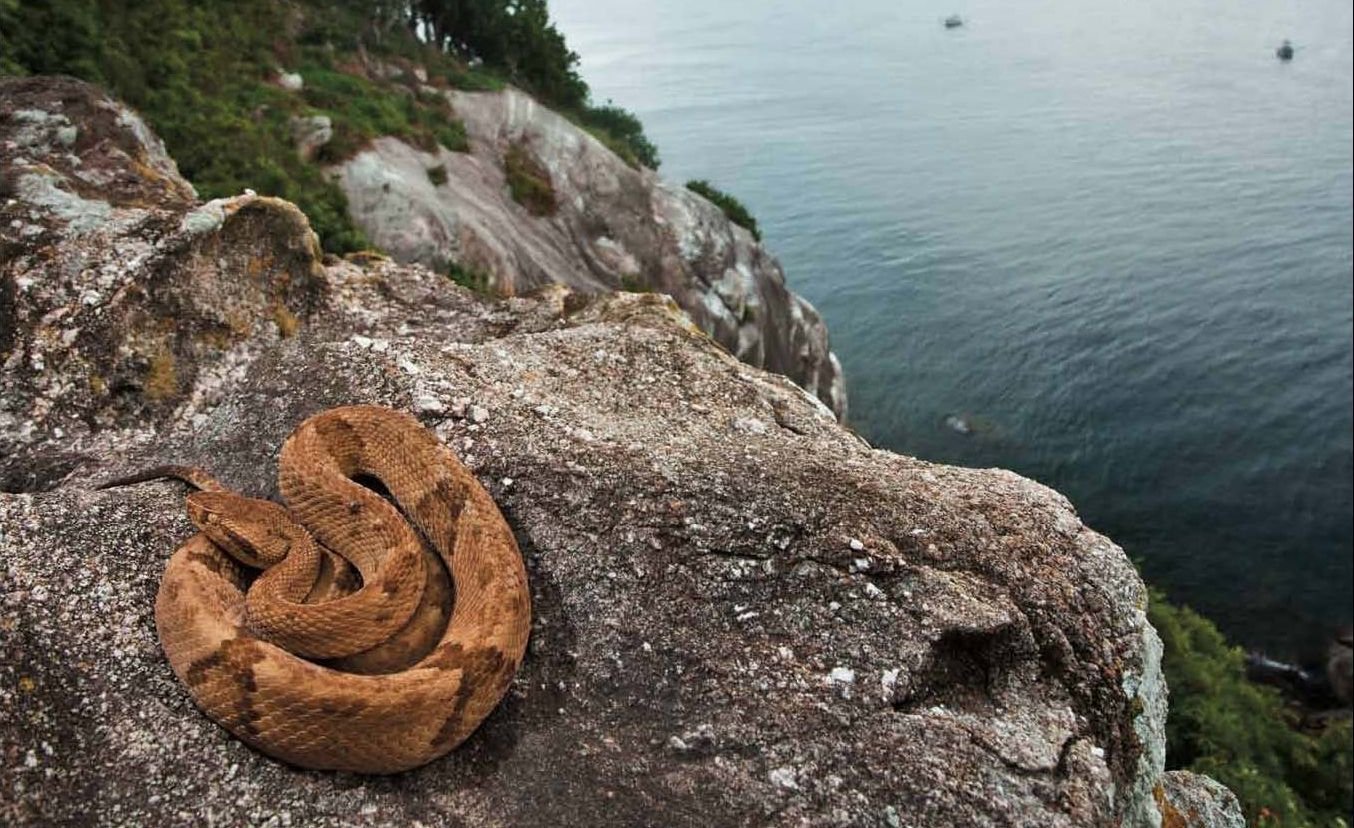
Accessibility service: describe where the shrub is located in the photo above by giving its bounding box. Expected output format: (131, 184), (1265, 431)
(686, 179), (761, 241)
(574, 103), (660, 169)
(301, 62), (470, 161)
(503, 142), (556, 216)
(1150, 590), (1354, 826)
(430, 120), (469, 153)
(442, 64), (504, 92)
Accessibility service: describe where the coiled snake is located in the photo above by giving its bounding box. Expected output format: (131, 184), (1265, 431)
(105, 406), (531, 773)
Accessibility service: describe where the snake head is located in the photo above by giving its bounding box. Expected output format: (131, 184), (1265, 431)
(186, 492), (298, 569)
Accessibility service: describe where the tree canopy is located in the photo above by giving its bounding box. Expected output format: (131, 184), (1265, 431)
(411, 0), (588, 109)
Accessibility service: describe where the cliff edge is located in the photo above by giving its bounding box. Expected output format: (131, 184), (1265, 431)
(329, 69), (846, 419)
(0, 77), (1238, 827)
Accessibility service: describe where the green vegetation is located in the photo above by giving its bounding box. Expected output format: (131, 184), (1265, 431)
(575, 103), (659, 169)
(298, 64), (470, 162)
(2, 1), (364, 251)
(0, 0), (659, 251)
(503, 141), (556, 216)
(443, 260), (493, 294)
(619, 273), (652, 293)
(406, 0), (658, 168)
(413, 0), (584, 108)
(1150, 590), (1353, 826)
(426, 164), (449, 187)
(686, 179), (761, 241)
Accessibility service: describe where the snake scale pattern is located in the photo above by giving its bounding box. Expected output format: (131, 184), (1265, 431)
(120, 405), (531, 774)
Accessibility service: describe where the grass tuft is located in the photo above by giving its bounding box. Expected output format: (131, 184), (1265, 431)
(144, 350), (178, 401)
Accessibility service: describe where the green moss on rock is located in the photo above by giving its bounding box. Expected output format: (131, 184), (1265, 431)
(503, 142), (556, 217)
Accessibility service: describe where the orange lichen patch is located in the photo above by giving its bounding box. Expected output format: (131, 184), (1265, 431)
(1154, 783), (1190, 828)
(88, 373), (107, 395)
(196, 328), (235, 350)
(247, 256), (271, 281)
(225, 309), (253, 337)
(144, 349), (178, 401)
(272, 302), (300, 338)
(18, 675), (36, 693)
(127, 157), (192, 202)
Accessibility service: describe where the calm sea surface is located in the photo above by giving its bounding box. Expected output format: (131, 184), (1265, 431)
(551, 0), (1353, 657)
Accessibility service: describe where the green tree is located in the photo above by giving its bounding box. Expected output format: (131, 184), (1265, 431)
(1151, 591), (1354, 826)
(412, 0), (586, 108)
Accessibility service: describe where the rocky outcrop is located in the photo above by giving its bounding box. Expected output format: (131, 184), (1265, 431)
(0, 78), (326, 493)
(1155, 772), (1245, 828)
(1, 76), (1239, 827)
(290, 114), (333, 161)
(331, 85), (846, 419)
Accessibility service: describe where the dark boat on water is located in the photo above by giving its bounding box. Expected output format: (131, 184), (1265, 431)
(1276, 39), (1294, 60)
(944, 14), (963, 29)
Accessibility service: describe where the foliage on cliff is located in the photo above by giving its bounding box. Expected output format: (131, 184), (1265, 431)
(687, 179), (762, 241)
(409, 0), (584, 112)
(1151, 592), (1353, 827)
(0, 0), (659, 249)
(503, 141), (557, 216)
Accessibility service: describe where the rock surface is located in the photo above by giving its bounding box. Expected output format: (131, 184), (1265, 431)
(0, 76), (1227, 827)
(1155, 772), (1246, 828)
(291, 114), (333, 161)
(331, 85), (847, 419)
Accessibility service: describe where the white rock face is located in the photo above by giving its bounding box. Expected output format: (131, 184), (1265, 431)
(276, 71), (304, 92)
(332, 87), (847, 418)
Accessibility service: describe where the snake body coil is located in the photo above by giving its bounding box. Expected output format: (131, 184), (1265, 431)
(146, 405), (530, 773)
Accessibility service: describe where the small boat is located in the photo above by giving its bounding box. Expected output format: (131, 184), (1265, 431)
(944, 14), (964, 29)
(1276, 39), (1294, 60)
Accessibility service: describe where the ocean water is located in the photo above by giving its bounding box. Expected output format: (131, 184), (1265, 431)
(551, 0), (1354, 658)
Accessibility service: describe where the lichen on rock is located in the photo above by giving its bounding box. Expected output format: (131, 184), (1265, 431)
(1155, 771), (1246, 828)
(0, 76), (1241, 827)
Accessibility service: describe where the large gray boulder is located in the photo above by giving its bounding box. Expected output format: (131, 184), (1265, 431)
(1155, 772), (1246, 828)
(331, 85), (846, 419)
(1, 76), (1239, 827)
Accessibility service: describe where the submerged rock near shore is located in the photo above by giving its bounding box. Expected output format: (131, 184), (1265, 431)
(1, 77), (1238, 827)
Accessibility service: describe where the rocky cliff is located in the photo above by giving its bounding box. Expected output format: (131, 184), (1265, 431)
(0, 77), (1239, 827)
(330, 77), (846, 419)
